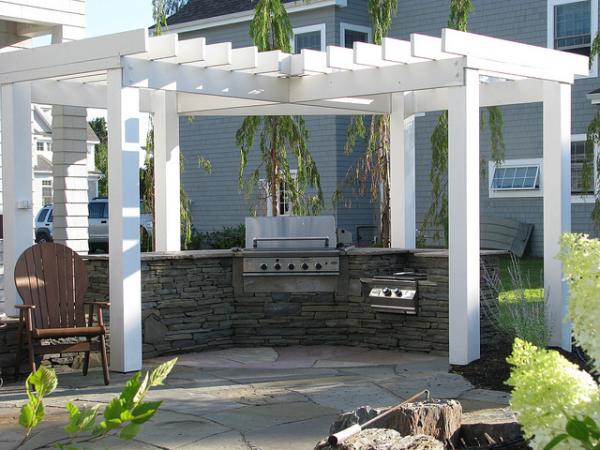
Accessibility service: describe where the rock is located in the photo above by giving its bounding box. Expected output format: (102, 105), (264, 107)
(460, 407), (523, 446)
(379, 399), (462, 445)
(144, 313), (168, 345)
(329, 406), (380, 435)
(317, 429), (444, 450)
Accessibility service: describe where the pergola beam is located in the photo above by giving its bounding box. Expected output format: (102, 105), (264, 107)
(31, 80), (107, 108)
(289, 57), (466, 102)
(122, 56), (289, 103)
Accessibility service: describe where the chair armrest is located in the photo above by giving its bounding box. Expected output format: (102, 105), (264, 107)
(84, 302), (110, 308)
(15, 304), (35, 309)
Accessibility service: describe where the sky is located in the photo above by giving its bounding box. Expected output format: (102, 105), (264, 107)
(86, 0), (154, 38)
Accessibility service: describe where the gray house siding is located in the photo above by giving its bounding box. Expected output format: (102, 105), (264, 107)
(390, 0), (600, 256)
(176, 0), (600, 254)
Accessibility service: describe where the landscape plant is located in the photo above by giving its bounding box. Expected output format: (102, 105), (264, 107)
(507, 233), (600, 450)
(481, 255), (549, 348)
(13, 358), (177, 450)
(236, 0), (323, 216)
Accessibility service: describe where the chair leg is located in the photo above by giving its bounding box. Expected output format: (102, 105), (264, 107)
(99, 335), (109, 385)
(14, 319), (23, 381)
(82, 338), (91, 376)
(26, 333), (36, 375)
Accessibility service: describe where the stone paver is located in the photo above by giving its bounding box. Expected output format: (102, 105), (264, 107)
(0, 346), (510, 449)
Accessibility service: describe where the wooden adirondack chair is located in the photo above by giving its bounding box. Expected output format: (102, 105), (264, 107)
(14, 243), (110, 385)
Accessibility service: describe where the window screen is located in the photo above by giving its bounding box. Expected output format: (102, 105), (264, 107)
(491, 165), (540, 190)
(571, 140), (594, 194)
(555, 1), (591, 55)
(344, 29), (369, 48)
(294, 30), (322, 53)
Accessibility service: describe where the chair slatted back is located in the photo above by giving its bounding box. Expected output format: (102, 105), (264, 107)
(14, 243), (89, 329)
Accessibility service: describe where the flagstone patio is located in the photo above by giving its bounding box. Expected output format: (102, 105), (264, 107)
(0, 346), (511, 449)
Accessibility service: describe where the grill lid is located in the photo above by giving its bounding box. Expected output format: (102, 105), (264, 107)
(245, 216), (337, 250)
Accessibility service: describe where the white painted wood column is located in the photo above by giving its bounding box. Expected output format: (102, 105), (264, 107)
(543, 81), (572, 351)
(390, 92), (416, 248)
(1, 82), (33, 314)
(153, 90), (180, 252)
(107, 69), (142, 372)
(448, 69), (481, 365)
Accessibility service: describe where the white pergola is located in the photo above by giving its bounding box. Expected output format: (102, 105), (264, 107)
(0, 28), (587, 371)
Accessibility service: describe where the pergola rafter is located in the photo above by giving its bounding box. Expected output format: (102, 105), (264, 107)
(0, 27), (586, 371)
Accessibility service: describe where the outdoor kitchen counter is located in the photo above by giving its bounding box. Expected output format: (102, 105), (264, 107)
(79, 249), (502, 360)
(0, 249), (502, 375)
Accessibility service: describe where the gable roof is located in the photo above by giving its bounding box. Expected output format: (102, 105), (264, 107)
(164, 0), (297, 26)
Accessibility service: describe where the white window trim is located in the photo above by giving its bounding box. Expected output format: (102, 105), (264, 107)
(340, 22), (372, 47)
(547, 0), (599, 77)
(488, 158), (544, 198)
(292, 24), (327, 53)
(571, 133), (598, 203)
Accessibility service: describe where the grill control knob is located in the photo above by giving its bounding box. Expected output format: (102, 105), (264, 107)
(301, 263), (309, 270)
(274, 263), (282, 270)
(288, 263), (295, 270)
(315, 263), (323, 270)
(260, 263), (268, 271)
(394, 288), (403, 297)
(383, 287), (392, 296)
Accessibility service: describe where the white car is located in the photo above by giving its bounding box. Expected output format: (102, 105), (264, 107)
(35, 198), (153, 253)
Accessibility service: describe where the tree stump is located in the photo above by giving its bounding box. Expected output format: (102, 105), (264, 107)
(379, 399), (462, 446)
(317, 429), (445, 450)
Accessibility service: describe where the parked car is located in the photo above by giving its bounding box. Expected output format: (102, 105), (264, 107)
(35, 198), (153, 253)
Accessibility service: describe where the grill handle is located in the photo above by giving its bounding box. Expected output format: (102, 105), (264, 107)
(252, 236), (330, 248)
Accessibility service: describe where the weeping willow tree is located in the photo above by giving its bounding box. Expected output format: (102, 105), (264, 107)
(420, 0), (505, 245)
(236, 0), (323, 216)
(143, 0), (193, 249)
(340, 0), (398, 246)
(584, 34), (600, 232)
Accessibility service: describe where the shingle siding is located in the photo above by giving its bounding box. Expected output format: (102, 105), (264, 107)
(175, 0), (600, 254)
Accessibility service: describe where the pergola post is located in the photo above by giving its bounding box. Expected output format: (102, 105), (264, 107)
(153, 90), (181, 252)
(390, 92), (416, 248)
(106, 69), (142, 372)
(1, 82), (33, 314)
(543, 81), (572, 350)
(448, 69), (481, 365)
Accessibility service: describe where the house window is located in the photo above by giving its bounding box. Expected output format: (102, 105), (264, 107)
(278, 170), (297, 216)
(488, 159), (543, 198)
(36, 141), (44, 152)
(292, 24), (326, 53)
(554, 1), (592, 55)
(41, 179), (53, 206)
(340, 23), (372, 48)
(571, 136), (598, 198)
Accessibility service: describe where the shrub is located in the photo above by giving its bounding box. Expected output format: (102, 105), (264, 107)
(189, 224), (245, 250)
(482, 255), (549, 348)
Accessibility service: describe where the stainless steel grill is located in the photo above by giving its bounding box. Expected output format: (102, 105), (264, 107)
(361, 272), (427, 314)
(240, 216), (340, 292)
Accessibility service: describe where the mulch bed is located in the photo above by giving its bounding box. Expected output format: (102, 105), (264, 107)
(450, 341), (592, 392)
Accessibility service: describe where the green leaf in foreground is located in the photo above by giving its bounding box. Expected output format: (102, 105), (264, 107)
(149, 358), (178, 387)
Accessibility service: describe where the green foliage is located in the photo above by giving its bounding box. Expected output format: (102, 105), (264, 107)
(15, 358), (177, 450)
(190, 224), (245, 250)
(420, 0), (505, 245)
(89, 117), (108, 197)
(545, 417), (600, 450)
(507, 233), (600, 450)
(481, 255), (548, 348)
(249, 0), (293, 52)
(368, 0), (398, 45)
(584, 111), (600, 233)
(558, 234), (600, 365)
(339, 0), (397, 246)
(507, 339), (599, 449)
(152, 0), (188, 35)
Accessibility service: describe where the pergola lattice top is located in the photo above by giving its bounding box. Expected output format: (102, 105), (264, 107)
(0, 28), (588, 117)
